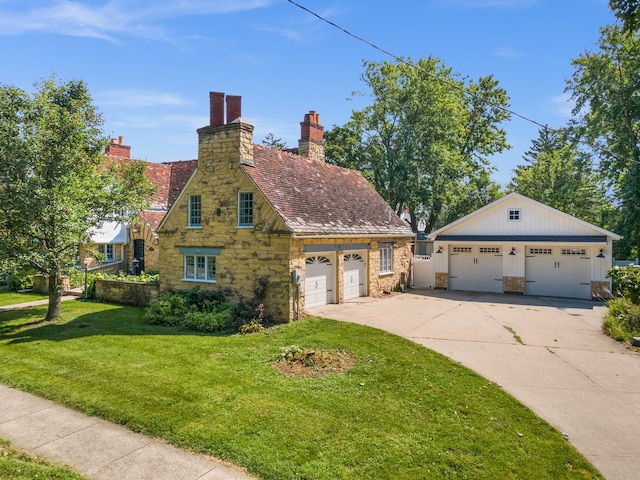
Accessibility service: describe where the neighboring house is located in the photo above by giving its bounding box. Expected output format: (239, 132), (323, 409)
(423, 192), (620, 299)
(81, 137), (197, 273)
(158, 92), (413, 321)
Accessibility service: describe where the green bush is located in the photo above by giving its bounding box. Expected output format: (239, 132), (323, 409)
(604, 297), (640, 342)
(143, 288), (234, 333)
(607, 265), (640, 304)
(183, 307), (233, 332)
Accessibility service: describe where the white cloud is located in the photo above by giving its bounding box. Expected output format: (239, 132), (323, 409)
(98, 89), (190, 107)
(0, 0), (274, 41)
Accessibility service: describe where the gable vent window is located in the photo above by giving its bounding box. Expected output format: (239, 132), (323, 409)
(238, 192), (254, 227)
(188, 195), (201, 227)
(508, 209), (520, 221)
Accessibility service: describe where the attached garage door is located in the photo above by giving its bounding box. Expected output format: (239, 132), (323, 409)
(344, 252), (366, 300)
(449, 246), (503, 293)
(304, 255), (334, 308)
(525, 247), (591, 299)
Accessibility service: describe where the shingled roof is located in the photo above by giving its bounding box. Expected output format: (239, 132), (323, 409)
(243, 145), (413, 237)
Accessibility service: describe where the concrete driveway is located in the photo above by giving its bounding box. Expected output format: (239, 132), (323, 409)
(308, 289), (640, 480)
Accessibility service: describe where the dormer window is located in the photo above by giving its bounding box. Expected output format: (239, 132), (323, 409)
(508, 209), (520, 221)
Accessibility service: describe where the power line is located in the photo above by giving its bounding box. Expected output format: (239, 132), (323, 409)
(286, 0), (638, 166)
(286, 0), (549, 130)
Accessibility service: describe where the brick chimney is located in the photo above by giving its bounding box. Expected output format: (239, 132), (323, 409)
(298, 111), (324, 162)
(198, 91), (254, 172)
(105, 136), (131, 158)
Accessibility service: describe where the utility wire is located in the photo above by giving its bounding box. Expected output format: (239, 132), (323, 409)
(287, 0), (636, 166)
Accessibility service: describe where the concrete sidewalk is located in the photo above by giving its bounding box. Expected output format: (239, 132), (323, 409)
(309, 290), (640, 480)
(0, 385), (254, 480)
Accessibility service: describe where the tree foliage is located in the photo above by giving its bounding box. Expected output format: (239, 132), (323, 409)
(566, 24), (640, 257)
(325, 58), (510, 232)
(0, 76), (155, 320)
(610, 0), (640, 32)
(508, 127), (613, 225)
(261, 132), (287, 150)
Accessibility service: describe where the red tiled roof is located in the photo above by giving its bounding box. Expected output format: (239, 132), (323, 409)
(165, 160), (198, 208)
(243, 145), (413, 237)
(139, 211), (167, 238)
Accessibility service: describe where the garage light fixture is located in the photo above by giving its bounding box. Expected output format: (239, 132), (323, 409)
(436, 246), (443, 254)
(597, 249), (605, 258)
(509, 247), (516, 256)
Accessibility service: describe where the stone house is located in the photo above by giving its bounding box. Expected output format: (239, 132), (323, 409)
(157, 92), (413, 322)
(81, 138), (197, 274)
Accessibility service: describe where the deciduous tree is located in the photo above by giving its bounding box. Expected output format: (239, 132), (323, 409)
(566, 24), (640, 257)
(325, 57), (509, 232)
(0, 76), (154, 320)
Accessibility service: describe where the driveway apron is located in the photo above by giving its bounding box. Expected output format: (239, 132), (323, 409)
(309, 290), (640, 480)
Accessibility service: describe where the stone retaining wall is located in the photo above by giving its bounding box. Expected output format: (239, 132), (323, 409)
(95, 278), (159, 307)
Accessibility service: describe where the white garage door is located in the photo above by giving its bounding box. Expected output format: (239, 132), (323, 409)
(449, 246), (503, 293)
(525, 247), (591, 299)
(305, 255), (334, 308)
(344, 252), (366, 300)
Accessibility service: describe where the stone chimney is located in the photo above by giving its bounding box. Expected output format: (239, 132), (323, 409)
(298, 111), (324, 162)
(198, 92), (254, 172)
(105, 136), (131, 158)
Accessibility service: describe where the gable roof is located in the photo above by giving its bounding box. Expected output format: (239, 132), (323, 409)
(428, 192), (620, 241)
(242, 145), (413, 237)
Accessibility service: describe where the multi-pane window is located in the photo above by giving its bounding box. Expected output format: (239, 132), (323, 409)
(479, 247), (501, 254)
(184, 255), (216, 282)
(188, 195), (201, 227)
(98, 244), (114, 262)
(508, 209), (520, 221)
(238, 192), (254, 226)
(379, 244), (393, 274)
(562, 249), (586, 256)
(529, 248), (553, 255)
(452, 247), (472, 253)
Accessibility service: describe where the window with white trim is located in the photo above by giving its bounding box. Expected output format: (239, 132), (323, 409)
(188, 195), (201, 227)
(508, 209), (520, 221)
(238, 192), (254, 227)
(184, 255), (216, 282)
(379, 244), (393, 274)
(98, 244), (114, 262)
(452, 246), (472, 253)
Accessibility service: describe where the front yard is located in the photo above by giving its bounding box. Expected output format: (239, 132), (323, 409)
(0, 298), (601, 479)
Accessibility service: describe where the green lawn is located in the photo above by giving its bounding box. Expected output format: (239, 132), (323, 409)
(0, 299), (602, 479)
(0, 291), (48, 307)
(0, 437), (87, 480)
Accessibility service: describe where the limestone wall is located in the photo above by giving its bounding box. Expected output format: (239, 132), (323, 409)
(94, 278), (159, 306)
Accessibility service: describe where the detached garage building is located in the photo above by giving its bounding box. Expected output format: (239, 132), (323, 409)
(427, 193), (620, 300)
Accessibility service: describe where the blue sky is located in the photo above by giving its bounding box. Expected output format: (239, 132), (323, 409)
(0, 0), (613, 186)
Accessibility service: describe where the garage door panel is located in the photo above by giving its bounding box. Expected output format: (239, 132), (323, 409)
(305, 256), (334, 308)
(344, 252), (366, 301)
(449, 246), (503, 294)
(525, 247), (591, 299)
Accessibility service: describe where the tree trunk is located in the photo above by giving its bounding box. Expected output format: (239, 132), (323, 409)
(45, 272), (63, 321)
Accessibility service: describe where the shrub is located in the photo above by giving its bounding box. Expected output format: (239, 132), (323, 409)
(607, 265), (640, 304)
(183, 306), (233, 333)
(604, 297), (640, 342)
(144, 287), (235, 333)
